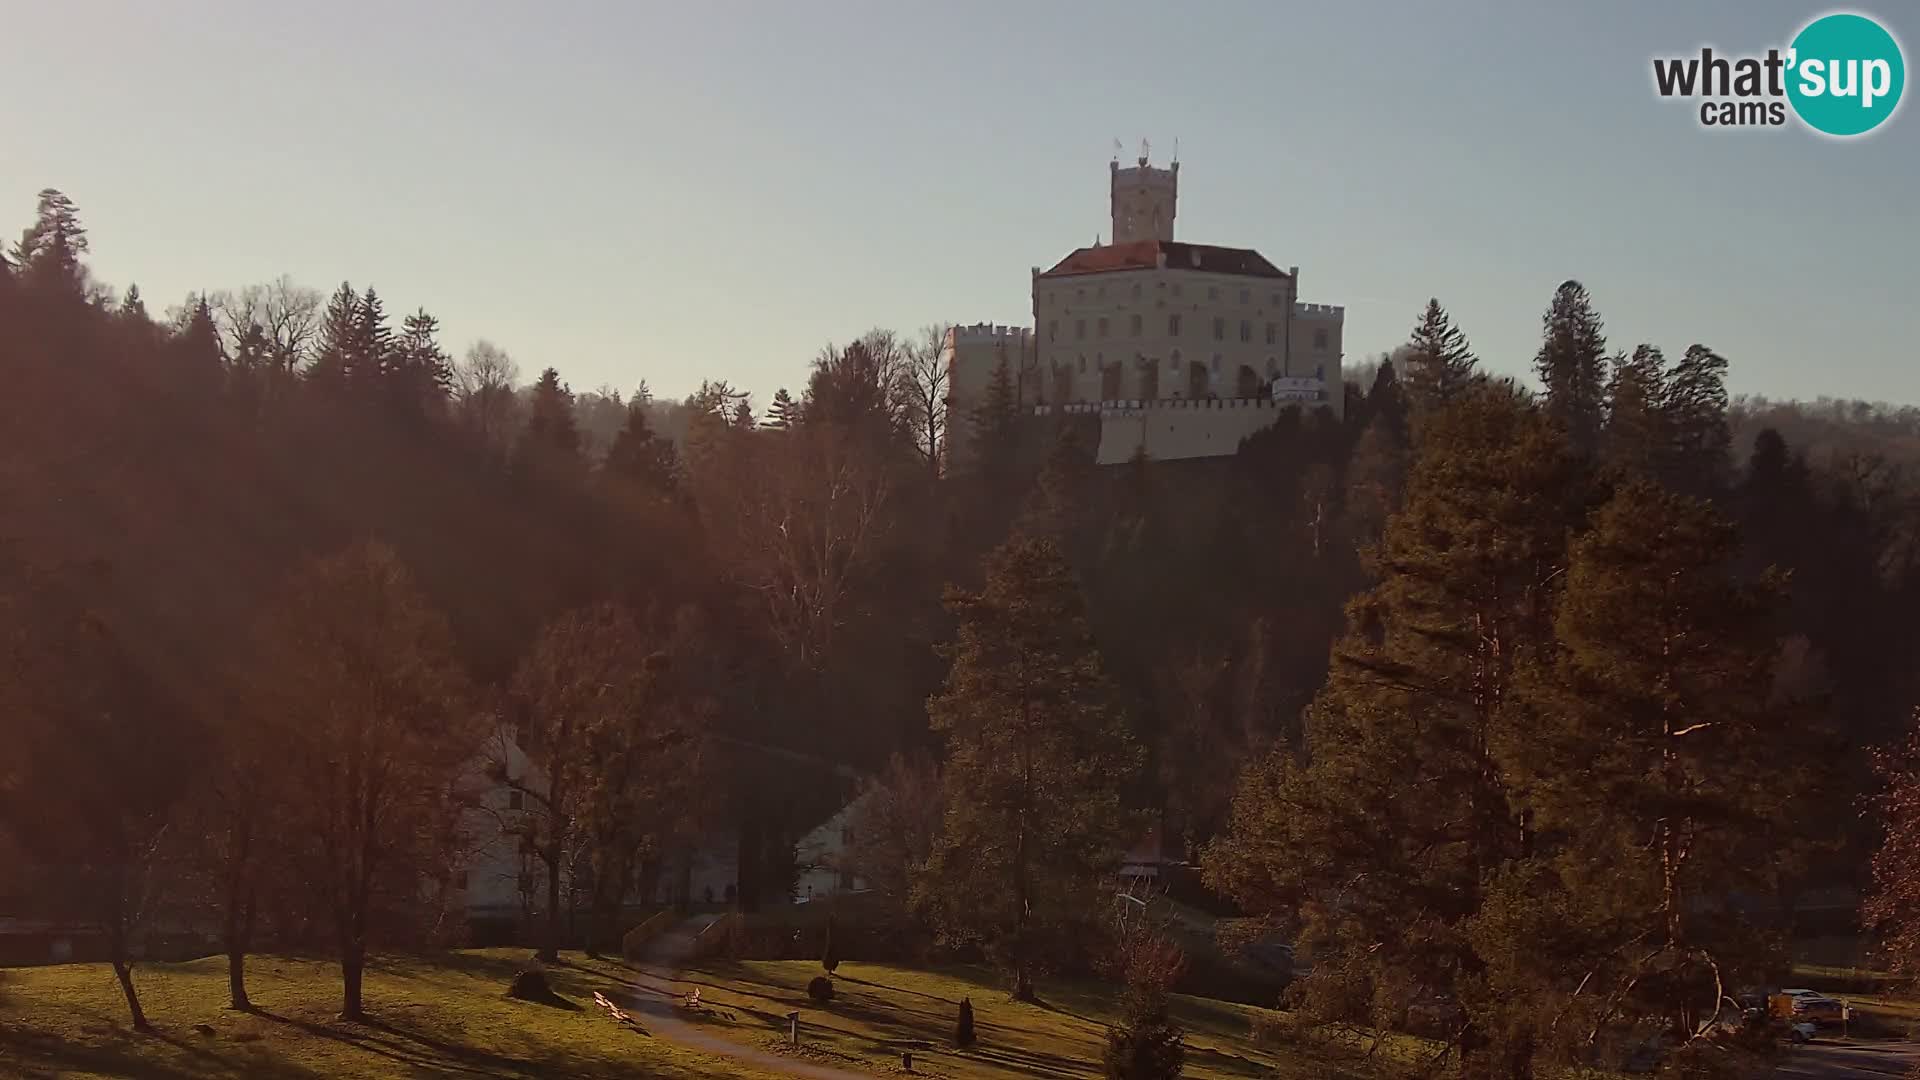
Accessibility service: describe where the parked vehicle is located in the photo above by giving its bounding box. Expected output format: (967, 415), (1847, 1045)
(1773, 988), (1845, 1026)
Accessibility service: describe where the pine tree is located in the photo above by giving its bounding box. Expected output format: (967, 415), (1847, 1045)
(821, 913), (840, 974)
(766, 387), (800, 431)
(390, 308), (453, 422)
(1500, 479), (1811, 1050)
(603, 400), (681, 497)
(1205, 380), (1587, 1070)
(1602, 345), (1668, 478)
(916, 535), (1140, 1002)
(14, 188), (89, 294)
(119, 284), (148, 324)
(1662, 344), (1732, 493)
(350, 287), (394, 396)
(1534, 280), (1609, 456)
(308, 282), (359, 391)
(730, 396), (756, 430)
(174, 293), (225, 383)
(954, 997), (976, 1047)
(968, 357), (1020, 483)
(1400, 299), (1478, 420)
(517, 367), (581, 469)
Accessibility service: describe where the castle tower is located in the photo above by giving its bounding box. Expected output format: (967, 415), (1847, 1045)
(1109, 142), (1177, 244)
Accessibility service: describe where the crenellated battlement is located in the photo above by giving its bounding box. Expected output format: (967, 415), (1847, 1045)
(950, 322), (1034, 343)
(1032, 391), (1325, 417)
(1293, 302), (1344, 319)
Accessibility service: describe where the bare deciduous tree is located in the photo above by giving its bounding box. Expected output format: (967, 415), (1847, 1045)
(904, 323), (952, 477)
(212, 276), (321, 374)
(454, 340), (522, 453)
(261, 542), (477, 1021)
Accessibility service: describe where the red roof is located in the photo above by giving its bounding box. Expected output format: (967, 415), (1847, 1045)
(1041, 240), (1289, 280)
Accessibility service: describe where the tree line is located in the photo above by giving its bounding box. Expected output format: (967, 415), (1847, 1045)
(6, 189), (1920, 1077)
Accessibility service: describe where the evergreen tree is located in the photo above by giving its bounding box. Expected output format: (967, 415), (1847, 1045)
(1662, 344), (1732, 493)
(350, 287), (394, 396)
(821, 913), (840, 974)
(174, 293), (225, 380)
(955, 997), (976, 1047)
(517, 367), (581, 468)
(603, 399), (681, 497)
(1206, 380), (1586, 1071)
(307, 282), (359, 391)
(916, 535), (1140, 1001)
(968, 356), (1020, 483)
(1534, 280), (1609, 456)
(766, 387), (800, 431)
(119, 283), (148, 324)
(1498, 479), (1811, 1053)
(730, 396), (756, 430)
(390, 307), (453, 422)
(1401, 299), (1478, 420)
(14, 188), (89, 294)
(1602, 344), (1668, 478)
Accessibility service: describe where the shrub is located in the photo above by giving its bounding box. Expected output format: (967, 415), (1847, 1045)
(1103, 1002), (1185, 1080)
(807, 975), (835, 1002)
(955, 996), (976, 1047)
(505, 968), (558, 1004)
(822, 914), (840, 974)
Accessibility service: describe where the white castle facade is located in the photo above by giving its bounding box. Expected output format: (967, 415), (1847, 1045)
(945, 150), (1344, 466)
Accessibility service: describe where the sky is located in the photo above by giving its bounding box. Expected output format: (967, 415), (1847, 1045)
(2, 0), (1915, 408)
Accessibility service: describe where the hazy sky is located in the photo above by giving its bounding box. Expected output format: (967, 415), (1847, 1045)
(3, 1), (1914, 407)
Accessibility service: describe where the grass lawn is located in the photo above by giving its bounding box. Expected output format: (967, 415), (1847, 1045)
(0, 950), (784, 1079)
(666, 956), (1394, 1079)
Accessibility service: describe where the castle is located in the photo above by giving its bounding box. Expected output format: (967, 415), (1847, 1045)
(945, 148), (1345, 466)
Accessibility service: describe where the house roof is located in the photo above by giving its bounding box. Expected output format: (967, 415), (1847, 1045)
(1040, 240), (1289, 280)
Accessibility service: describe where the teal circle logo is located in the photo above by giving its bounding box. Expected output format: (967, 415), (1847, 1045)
(1787, 12), (1905, 136)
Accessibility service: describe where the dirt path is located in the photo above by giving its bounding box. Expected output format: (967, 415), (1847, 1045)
(628, 916), (869, 1080)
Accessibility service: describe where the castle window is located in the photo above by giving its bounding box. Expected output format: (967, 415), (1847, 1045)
(1239, 288), (1250, 305)
(1168, 313), (1181, 336)
(1265, 322), (1276, 345)
(1132, 283), (1142, 300)
(1208, 286), (1219, 301)
(1078, 355), (1086, 373)
(1097, 317), (1108, 337)
(1048, 320), (1058, 341)
(1076, 319), (1086, 340)
(1314, 328), (1329, 350)
(1239, 320), (1251, 343)
(1271, 292), (1282, 307)
(1170, 349), (1181, 368)
(1210, 354), (1221, 373)
(1130, 313), (1142, 336)
(1212, 317), (1225, 341)
(1266, 358), (1277, 376)
(1077, 288), (1086, 301)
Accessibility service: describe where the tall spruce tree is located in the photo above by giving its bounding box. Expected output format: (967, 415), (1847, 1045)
(350, 287), (394, 397)
(1661, 344), (1732, 494)
(1534, 281), (1609, 456)
(307, 282), (360, 391)
(916, 535), (1140, 1001)
(603, 399), (681, 498)
(517, 367), (581, 469)
(390, 308), (452, 422)
(969, 356), (1020, 483)
(766, 387), (800, 431)
(1401, 299), (1478, 420)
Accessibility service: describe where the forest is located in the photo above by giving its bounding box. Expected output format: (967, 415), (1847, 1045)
(6, 186), (1920, 1078)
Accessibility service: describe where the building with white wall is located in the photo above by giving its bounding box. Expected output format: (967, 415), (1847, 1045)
(947, 149), (1344, 467)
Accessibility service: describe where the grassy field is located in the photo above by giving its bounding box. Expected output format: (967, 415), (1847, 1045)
(0, 950), (784, 1079)
(667, 956), (1392, 1079)
(0, 948), (1395, 1079)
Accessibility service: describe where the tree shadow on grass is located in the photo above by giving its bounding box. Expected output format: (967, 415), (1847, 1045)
(835, 972), (962, 1005)
(0, 1023), (332, 1080)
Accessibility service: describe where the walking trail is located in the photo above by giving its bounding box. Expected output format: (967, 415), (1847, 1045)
(628, 915), (868, 1080)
